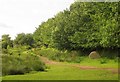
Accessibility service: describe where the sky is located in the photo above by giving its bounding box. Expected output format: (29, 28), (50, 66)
(0, 0), (74, 40)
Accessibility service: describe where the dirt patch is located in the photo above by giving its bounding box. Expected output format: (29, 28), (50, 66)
(72, 64), (119, 74)
(40, 56), (59, 65)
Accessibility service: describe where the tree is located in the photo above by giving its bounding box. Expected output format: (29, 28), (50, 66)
(25, 33), (34, 46)
(33, 2), (119, 50)
(33, 18), (56, 48)
(1, 34), (13, 49)
(14, 33), (26, 46)
(14, 33), (34, 46)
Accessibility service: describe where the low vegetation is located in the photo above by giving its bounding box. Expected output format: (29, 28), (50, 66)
(2, 47), (46, 76)
(35, 47), (84, 63)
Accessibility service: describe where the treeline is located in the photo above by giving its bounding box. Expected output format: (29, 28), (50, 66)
(1, 33), (34, 49)
(1, 2), (120, 56)
(33, 2), (119, 50)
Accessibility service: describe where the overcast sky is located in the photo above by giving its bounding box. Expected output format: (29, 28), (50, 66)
(0, 0), (74, 39)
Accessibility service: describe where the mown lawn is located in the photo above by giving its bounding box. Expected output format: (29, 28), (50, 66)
(2, 59), (119, 80)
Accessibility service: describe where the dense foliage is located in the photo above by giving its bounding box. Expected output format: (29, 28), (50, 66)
(14, 33), (34, 47)
(1, 34), (13, 49)
(33, 2), (119, 51)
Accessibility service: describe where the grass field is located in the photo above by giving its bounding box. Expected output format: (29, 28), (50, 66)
(2, 57), (119, 80)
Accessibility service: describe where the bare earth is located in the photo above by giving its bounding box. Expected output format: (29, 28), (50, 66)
(40, 56), (119, 74)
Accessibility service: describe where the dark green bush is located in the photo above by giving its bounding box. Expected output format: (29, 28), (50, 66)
(99, 58), (108, 64)
(73, 57), (84, 63)
(2, 54), (46, 76)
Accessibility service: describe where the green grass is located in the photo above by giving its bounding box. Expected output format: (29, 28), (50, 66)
(74, 57), (118, 68)
(2, 61), (118, 80)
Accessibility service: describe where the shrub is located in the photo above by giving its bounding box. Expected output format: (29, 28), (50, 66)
(2, 54), (46, 76)
(74, 57), (84, 63)
(37, 48), (84, 63)
(70, 51), (79, 57)
(99, 58), (108, 64)
(8, 66), (25, 75)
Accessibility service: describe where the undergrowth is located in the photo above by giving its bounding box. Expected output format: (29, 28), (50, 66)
(2, 46), (46, 76)
(36, 47), (119, 64)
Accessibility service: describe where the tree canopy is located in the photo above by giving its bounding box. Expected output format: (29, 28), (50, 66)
(33, 2), (119, 50)
(1, 34), (13, 49)
(14, 33), (34, 46)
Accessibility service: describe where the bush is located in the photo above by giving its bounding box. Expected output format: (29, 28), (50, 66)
(74, 57), (84, 63)
(8, 66), (25, 75)
(37, 48), (84, 63)
(99, 58), (108, 64)
(2, 54), (46, 76)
